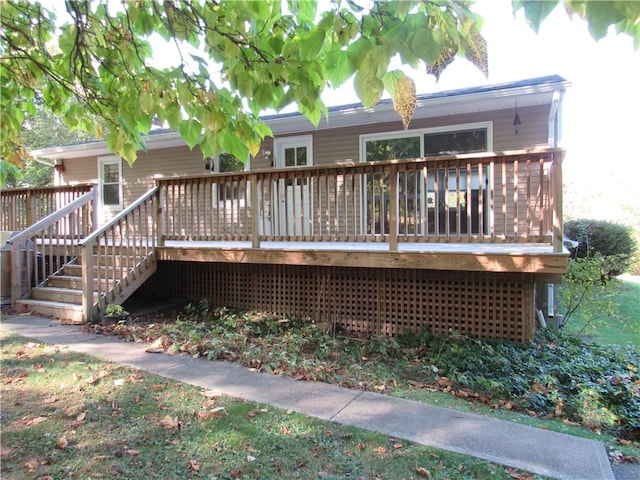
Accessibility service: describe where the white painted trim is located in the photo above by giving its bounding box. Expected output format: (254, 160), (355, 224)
(273, 134), (314, 168)
(98, 156), (123, 221)
(359, 121), (494, 162)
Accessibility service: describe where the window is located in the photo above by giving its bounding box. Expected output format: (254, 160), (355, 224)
(424, 128), (488, 156)
(212, 153), (246, 203)
(360, 123), (492, 236)
(98, 156), (122, 211)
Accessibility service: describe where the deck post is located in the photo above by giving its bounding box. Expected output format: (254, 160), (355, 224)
(81, 241), (95, 322)
(10, 242), (22, 307)
(551, 151), (564, 253)
(156, 185), (165, 247)
(250, 174), (260, 248)
(91, 184), (98, 232)
(389, 163), (398, 251)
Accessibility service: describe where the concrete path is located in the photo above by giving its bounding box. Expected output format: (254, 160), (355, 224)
(0, 314), (627, 480)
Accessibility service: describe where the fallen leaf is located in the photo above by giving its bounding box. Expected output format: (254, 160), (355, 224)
(57, 436), (68, 450)
(247, 407), (268, 418)
(438, 377), (452, 387)
(151, 384), (165, 391)
(189, 459), (200, 472)
(42, 396), (58, 405)
(160, 415), (180, 429)
(63, 404), (85, 417)
(4, 372), (28, 384)
(24, 458), (39, 473)
(125, 450), (140, 456)
(202, 389), (221, 398)
(247, 455), (256, 462)
(374, 446), (386, 455)
(113, 378), (124, 387)
(24, 416), (48, 426)
(86, 370), (109, 385)
(416, 467), (432, 478)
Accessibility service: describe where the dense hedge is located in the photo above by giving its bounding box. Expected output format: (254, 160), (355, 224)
(565, 219), (637, 276)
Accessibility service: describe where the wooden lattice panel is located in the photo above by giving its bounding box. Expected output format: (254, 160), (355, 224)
(146, 262), (536, 343)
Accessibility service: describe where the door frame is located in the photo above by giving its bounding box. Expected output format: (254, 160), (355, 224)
(273, 135), (314, 236)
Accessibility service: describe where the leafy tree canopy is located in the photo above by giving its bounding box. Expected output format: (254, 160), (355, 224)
(1, 0), (637, 176)
(1, 0), (488, 168)
(515, 0), (640, 48)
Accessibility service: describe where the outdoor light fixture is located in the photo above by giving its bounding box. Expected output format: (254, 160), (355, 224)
(54, 159), (65, 173)
(263, 150), (273, 167)
(513, 102), (522, 135)
(204, 158), (212, 170)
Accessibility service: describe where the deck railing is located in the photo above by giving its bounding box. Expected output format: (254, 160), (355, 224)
(80, 187), (159, 320)
(1, 184), (94, 231)
(156, 148), (564, 251)
(7, 189), (97, 304)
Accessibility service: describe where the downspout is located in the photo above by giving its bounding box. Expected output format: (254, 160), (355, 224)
(542, 87), (566, 324)
(548, 89), (565, 147)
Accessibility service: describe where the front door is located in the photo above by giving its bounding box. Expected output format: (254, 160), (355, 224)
(274, 135), (313, 236)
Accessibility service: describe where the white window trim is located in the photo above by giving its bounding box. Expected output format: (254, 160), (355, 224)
(358, 122), (493, 236)
(359, 121), (494, 162)
(273, 134), (313, 168)
(98, 155), (123, 212)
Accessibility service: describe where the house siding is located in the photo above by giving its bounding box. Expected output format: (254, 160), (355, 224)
(58, 104), (550, 215)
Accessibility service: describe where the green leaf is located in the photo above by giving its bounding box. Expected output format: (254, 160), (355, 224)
(353, 71), (383, 108)
(515, 0), (559, 33)
(584, 0), (627, 40)
(289, 0), (317, 25)
(347, 36), (372, 70)
(219, 130), (249, 161)
(178, 119), (203, 149)
(325, 48), (354, 87)
(299, 29), (326, 60)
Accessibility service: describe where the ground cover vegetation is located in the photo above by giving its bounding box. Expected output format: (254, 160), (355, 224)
(83, 300), (640, 452)
(1, 332), (545, 480)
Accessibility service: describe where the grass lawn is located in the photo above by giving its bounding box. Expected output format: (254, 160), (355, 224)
(561, 275), (640, 350)
(0, 331), (544, 480)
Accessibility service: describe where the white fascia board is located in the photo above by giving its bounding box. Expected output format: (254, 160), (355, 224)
(30, 131), (186, 160)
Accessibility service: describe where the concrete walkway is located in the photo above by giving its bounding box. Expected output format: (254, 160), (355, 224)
(0, 314), (629, 480)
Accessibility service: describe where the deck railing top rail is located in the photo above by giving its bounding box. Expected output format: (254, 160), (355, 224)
(1, 183), (95, 231)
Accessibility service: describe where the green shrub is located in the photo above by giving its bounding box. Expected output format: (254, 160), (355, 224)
(565, 219), (637, 276)
(557, 255), (616, 333)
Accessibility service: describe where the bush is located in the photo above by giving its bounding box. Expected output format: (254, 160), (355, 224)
(565, 219), (637, 276)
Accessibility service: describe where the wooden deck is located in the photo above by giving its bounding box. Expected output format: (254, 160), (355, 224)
(158, 240), (566, 279)
(2, 149), (568, 340)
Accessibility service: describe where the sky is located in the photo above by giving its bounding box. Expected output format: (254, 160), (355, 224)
(318, 0), (640, 224)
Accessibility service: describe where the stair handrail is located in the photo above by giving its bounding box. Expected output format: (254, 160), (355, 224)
(80, 186), (160, 321)
(7, 189), (98, 306)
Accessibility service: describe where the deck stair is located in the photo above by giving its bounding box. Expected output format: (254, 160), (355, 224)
(15, 248), (154, 323)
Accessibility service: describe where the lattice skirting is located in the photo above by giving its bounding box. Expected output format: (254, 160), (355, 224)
(143, 261), (536, 343)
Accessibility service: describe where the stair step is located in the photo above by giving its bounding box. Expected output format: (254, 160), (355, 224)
(76, 254), (141, 267)
(15, 299), (84, 324)
(46, 275), (108, 290)
(30, 286), (100, 305)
